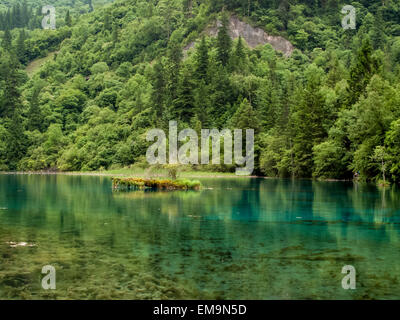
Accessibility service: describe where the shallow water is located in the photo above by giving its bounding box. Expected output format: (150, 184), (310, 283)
(0, 174), (400, 300)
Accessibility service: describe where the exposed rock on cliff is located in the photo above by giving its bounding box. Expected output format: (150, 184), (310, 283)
(184, 16), (294, 57)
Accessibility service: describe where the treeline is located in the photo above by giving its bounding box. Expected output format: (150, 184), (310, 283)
(0, 2), (35, 31)
(0, 0), (105, 31)
(1, 0), (400, 185)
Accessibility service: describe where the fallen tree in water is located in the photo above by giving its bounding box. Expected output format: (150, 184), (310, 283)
(112, 178), (202, 191)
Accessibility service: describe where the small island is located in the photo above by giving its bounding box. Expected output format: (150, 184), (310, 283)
(112, 177), (202, 191)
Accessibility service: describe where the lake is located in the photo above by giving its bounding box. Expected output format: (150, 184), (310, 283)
(0, 174), (399, 299)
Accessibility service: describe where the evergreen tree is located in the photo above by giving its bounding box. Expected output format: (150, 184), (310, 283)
(0, 54), (21, 118)
(217, 13), (232, 67)
(232, 36), (246, 73)
(2, 28), (12, 51)
(231, 98), (261, 132)
(291, 66), (327, 177)
(152, 60), (166, 122)
(104, 11), (112, 31)
(5, 107), (26, 169)
(195, 36), (209, 81)
(183, 0), (193, 18)
(173, 66), (195, 122)
(165, 34), (183, 107)
(65, 10), (72, 27)
(28, 87), (44, 132)
(371, 9), (385, 50)
(112, 23), (118, 44)
(16, 29), (26, 63)
(346, 38), (377, 107)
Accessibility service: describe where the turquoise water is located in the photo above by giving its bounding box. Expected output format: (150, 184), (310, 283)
(0, 174), (400, 299)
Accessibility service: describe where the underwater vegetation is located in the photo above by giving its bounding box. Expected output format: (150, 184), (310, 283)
(112, 178), (202, 191)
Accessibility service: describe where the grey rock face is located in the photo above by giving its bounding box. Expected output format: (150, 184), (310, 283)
(184, 16), (294, 57)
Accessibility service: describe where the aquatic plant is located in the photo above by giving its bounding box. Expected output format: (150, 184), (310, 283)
(112, 178), (202, 191)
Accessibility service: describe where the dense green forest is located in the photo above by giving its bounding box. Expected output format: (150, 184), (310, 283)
(1, 0), (400, 183)
(0, 0), (114, 30)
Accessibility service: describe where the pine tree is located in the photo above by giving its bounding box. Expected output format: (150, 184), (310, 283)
(152, 60), (166, 122)
(65, 10), (72, 27)
(217, 14), (232, 67)
(16, 29), (26, 63)
(112, 23), (118, 44)
(371, 9), (385, 50)
(183, 0), (193, 18)
(195, 36), (209, 81)
(2, 28), (12, 51)
(0, 54), (21, 118)
(291, 67), (327, 177)
(346, 38), (377, 107)
(104, 11), (112, 31)
(233, 36), (246, 73)
(5, 107), (26, 170)
(231, 98), (261, 132)
(28, 88), (44, 132)
(173, 66), (195, 122)
(165, 34), (183, 106)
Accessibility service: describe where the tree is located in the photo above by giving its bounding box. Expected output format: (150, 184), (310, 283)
(230, 98), (261, 132)
(16, 29), (26, 63)
(372, 146), (389, 185)
(217, 13), (232, 67)
(0, 54), (22, 118)
(232, 36), (247, 73)
(371, 9), (385, 50)
(386, 119), (400, 183)
(112, 23), (118, 44)
(151, 60), (166, 122)
(173, 65), (195, 122)
(195, 36), (209, 81)
(27, 87), (44, 132)
(104, 11), (112, 31)
(291, 65), (327, 177)
(346, 38), (377, 107)
(165, 33), (183, 106)
(2, 28), (12, 51)
(5, 107), (26, 170)
(183, 0), (193, 18)
(65, 10), (72, 27)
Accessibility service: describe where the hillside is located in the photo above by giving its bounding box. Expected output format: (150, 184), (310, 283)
(1, 0), (400, 184)
(0, 0), (114, 30)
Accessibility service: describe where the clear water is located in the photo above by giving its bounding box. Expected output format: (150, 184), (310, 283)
(0, 174), (400, 300)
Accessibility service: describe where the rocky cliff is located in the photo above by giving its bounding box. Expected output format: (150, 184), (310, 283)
(185, 16), (294, 57)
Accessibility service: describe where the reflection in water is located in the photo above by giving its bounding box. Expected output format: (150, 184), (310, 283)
(0, 175), (399, 299)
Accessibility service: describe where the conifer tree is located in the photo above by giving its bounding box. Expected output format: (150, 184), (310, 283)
(346, 38), (377, 107)
(217, 13), (232, 67)
(0, 54), (21, 118)
(2, 28), (12, 51)
(28, 88), (44, 132)
(196, 36), (209, 81)
(16, 29), (26, 63)
(65, 10), (72, 27)
(233, 36), (246, 73)
(5, 107), (26, 170)
(104, 11), (112, 31)
(112, 23), (118, 44)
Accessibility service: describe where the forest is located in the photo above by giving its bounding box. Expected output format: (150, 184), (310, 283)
(1, 0), (400, 184)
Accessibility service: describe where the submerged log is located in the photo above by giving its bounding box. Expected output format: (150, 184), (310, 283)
(112, 178), (202, 191)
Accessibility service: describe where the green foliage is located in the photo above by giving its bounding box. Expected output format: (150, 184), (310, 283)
(216, 13), (231, 67)
(2, 0), (400, 184)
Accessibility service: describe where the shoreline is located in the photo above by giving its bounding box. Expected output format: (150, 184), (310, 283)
(0, 170), (260, 179)
(0, 170), (355, 182)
